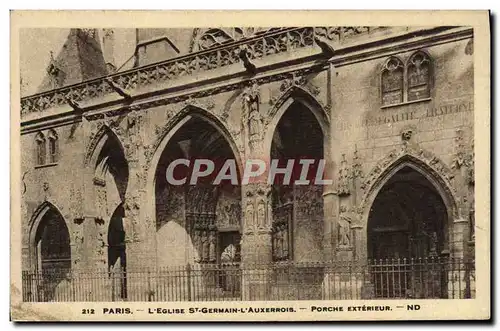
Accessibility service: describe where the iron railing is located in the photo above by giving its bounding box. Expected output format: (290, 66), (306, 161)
(22, 257), (475, 302)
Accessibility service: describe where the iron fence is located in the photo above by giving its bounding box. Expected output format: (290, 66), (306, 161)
(22, 257), (475, 302)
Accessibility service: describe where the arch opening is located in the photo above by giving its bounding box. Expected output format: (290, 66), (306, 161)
(367, 165), (450, 299)
(33, 206), (71, 301)
(92, 131), (129, 271)
(154, 115), (242, 269)
(270, 100), (324, 263)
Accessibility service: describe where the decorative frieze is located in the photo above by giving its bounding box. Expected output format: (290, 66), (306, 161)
(21, 27), (319, 115)
(314, 26), (372, 44)
(21, 24), (372, 116)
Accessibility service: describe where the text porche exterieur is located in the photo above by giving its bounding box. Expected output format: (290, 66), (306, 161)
(312, 305), (392, 312)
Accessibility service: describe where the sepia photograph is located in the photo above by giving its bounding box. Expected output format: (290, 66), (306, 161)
(10, 10), (490, 321)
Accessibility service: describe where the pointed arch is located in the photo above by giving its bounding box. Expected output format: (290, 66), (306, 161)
(47, 129), (59, 163)
(406, 50), (433, 101)
(381, 56), (404, 106)
(264, 86), (330, 158)
(28, 201), (66, 242)
(35, 131), (46, 166)
(146, 105), (243, 183)
(84, 124), (126, 168)
(359, 150), (458, 220)
(28, 201), (70, 269)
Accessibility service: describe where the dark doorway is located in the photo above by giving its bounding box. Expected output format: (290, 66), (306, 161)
(270, 101), (324, 263)
(34, 207), (71, 301)
(367, 166), (449, 298)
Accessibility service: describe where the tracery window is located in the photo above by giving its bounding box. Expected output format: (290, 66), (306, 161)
(381, 50), (433, 107)
(47, 129), (59, 164)
(381, 57), (404, 106)
(35, 132), (46, 166)
(407, 51), (432, 101)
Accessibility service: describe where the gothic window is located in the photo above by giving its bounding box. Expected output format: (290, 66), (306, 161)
(381, 51), (434, 106)
(407, 51), (432, 101)
(35, 132), (46, 166)
(381, 57), (404, 106)
(48, 129), (59, 163)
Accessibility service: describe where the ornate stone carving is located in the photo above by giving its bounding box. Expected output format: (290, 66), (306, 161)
(182, 96), (215, 111)
(244, 201), (255, 234)
(359, 142), (457, 216)
(256, 199), (267, 230)
(145, 105), (241, 172)
(42, 182), (50, 201)
(216, 197), (241, 228)
(209, 231), (217, 262)
(314, 26), (372, 43)
(351, 148), (364, 180)
(193, 230), (201, 262)
(401, 128), (414, 142)
(280, 73), (307, 92)
(123, 193), (141, 243)
(337, 206), (352, 247)
(201, 231), (209, 262)
(271, 202), (292, 261)
(241, 81), (263, 155)
(21, 27), (317, 115)
(451, 129), (467, 170)
(337, 154), (350, 196)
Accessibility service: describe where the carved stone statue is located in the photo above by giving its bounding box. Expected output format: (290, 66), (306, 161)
(201, 231), (209, 262)
(209, 231), (216, 262)
(123, 194), (141, 242)
(248, 101), (262, 138)
(337, 154), (350, 196)
(338, 209), (352, 247)
(242, 81), (262, 154)
(257, 200), (266, 229)
(193, 230), (201, 262)
(245, 202), (255, 231)
(429, 231), (438, 257)
(282, 225), (289, 258)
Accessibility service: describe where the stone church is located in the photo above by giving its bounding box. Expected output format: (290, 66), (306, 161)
(20, 27), (475, 301)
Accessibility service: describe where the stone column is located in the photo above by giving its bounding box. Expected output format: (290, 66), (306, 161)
(79, 166), (108, 271)
(121, 109), (157, 301)
(238, 81), (274, 300)
(322, 189), (337, 262)
(240, 183), (273, 300)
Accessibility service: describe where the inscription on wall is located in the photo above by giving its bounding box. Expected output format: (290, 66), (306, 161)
(337, 101), (473, 131)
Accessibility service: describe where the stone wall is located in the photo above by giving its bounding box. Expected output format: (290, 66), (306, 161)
(20, 27), (475, 273)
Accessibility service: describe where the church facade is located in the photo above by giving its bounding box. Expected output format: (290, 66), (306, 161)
(20, 26), (475, 301)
